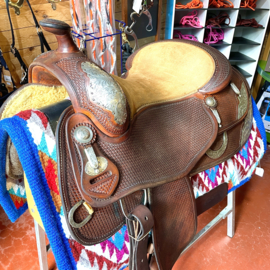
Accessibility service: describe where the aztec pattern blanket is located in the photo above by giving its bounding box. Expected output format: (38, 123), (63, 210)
(0, 98), (266, 270)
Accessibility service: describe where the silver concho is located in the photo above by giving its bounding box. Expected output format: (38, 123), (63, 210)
(205, 96), (222, 127)
(237, 83), (248, 120)
(81, 62), (127, 125)
(205, 96), (217, 108)
(85, 156), (108, 176)
(230, 82), (240, 95)
(74, 126), (93, 144)
(240, 97), (253, 146)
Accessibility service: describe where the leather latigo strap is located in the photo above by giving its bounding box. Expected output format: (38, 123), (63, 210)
(127, 205), (154, 270)
(150, 177), (197, 270)
(196, 182), (228, 216)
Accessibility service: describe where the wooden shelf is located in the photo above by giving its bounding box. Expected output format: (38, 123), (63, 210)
(229, 52), (256, 63)
(175, 8), (270, 11)
(174, 25), (246, 30)
(211, 25), (234, 28)
(175, 8), (208, 11)
(233, 37), (260, 45)
(175, 8), (235, 11)
(174, 25), (234, 29)
(232, 65), (252, 78)
(165, 0), (270, 87)
(207, 8), (235, 10)
(174, 25), (203, 30)
(210, 40), (231, 46)
(235, 26), (265, 29)
(239, 8), (269, 11)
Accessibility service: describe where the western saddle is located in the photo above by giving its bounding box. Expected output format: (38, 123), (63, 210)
(21, 19), (252, 270)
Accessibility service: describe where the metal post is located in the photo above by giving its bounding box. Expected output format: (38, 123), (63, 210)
(227, 190), (236, 238)
(34, 220), (48, 270)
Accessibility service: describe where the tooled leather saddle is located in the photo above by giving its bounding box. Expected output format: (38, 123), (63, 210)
(28, 19), (252, 270)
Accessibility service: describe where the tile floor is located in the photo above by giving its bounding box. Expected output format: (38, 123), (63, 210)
(0, 150), (269, 270)
(0, 208), (56, 270)
(174, 149), (270, 270)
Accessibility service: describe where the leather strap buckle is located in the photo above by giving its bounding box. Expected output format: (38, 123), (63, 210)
(68, 200), (94, 228)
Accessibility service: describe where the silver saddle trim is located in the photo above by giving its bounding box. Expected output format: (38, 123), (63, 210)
(206, 131), (228, 159)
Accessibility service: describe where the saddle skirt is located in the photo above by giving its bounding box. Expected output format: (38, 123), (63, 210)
(24, 19), (252, 270)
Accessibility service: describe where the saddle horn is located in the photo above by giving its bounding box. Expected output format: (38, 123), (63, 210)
(39, 19), (79, 54)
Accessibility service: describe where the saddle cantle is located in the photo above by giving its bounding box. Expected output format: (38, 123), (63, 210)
(28, 19), (252, 270)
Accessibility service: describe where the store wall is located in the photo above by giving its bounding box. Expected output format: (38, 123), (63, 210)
(0, 0), (71, 86)
(0, 0), (167, 87)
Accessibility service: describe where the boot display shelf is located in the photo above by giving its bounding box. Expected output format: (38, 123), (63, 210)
(165, 0), (270, 86)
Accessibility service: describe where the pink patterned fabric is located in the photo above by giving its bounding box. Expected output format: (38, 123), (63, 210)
(68, 227), (129, 269)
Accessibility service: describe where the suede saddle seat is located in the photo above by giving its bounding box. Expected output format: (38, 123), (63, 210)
(24, 19), (253, 270)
